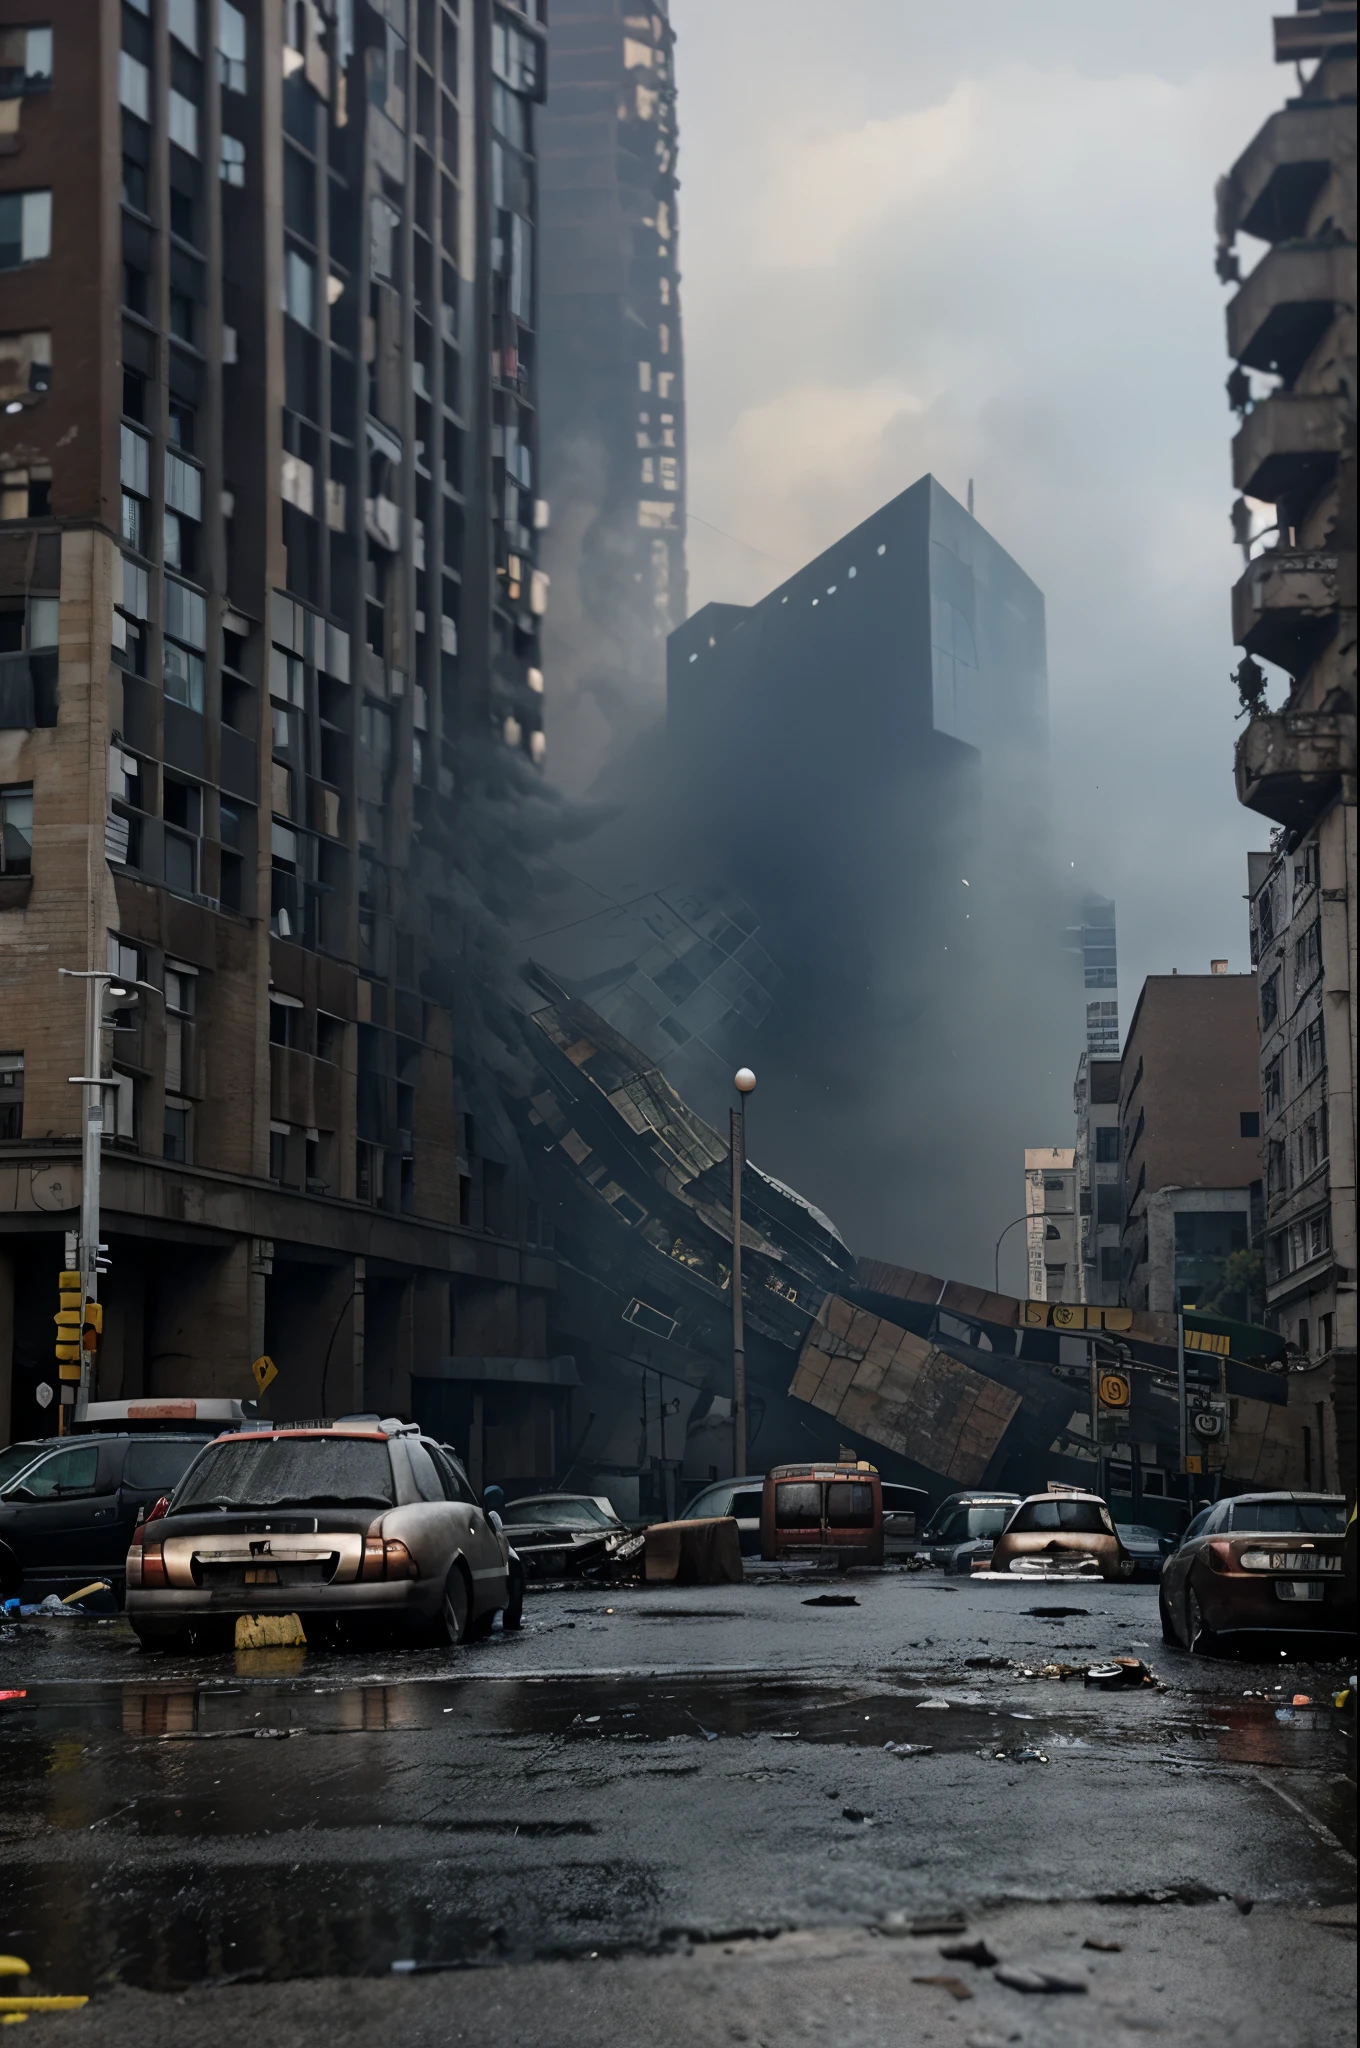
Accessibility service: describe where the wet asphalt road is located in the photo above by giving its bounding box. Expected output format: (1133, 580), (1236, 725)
(0, 1567), (1354, 2046)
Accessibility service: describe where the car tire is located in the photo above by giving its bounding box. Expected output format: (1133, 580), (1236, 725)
(1159, 1588), (1179, 1646)
(503, 1561), (525, 1631)
(1187, 1586), (1219, 1656)
(468, 1604), (496, 1640)
(437, 1563), (471, 1647)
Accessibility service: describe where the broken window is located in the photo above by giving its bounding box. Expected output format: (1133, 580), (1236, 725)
(0, 1051), (22, 1139)
(0, 25), (52, 94)
(0, 329), (51, 408)
(0, 782), (33, 873)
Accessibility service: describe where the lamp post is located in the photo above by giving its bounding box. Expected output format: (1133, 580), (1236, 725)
(994, 1213), (1030, 1296)
(731, 1067), (756, 1477)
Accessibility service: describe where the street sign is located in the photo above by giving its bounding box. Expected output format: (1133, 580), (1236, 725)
(252, 1355), (279, 1395)
(1098, 1371), (1131, 1409)
(34, 1383), (53, 1410)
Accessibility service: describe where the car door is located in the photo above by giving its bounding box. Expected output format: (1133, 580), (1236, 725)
(1163, 1507), (1213, 1621)
(4, 1441), (110, 1589)
(424, 1441), (508, 1614)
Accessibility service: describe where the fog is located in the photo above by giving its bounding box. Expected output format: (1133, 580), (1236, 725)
(536, 1), (1285, 1294)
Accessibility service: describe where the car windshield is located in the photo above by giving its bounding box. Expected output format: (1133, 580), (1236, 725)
(1010, 1499), (1110, 1535)
(502, 1499), (616, 1529)
(124, 1439), (206, 1491)
(1225, 1499), (1345, 1535)
(930, 1503), (1012, 1543)
(0, 1442), (48, 1492)
(171, 1436), (396, 1512)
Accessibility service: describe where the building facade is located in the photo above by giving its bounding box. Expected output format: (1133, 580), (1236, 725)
(537, 0), (684, 790)
(1073, 1052), (1121, 1304)
(1024, 1145), (1076, 1302)
(0, 0), (557, 1455)
(1219, 0), (1356, 1491)
(1118, 973), (1264, 1321)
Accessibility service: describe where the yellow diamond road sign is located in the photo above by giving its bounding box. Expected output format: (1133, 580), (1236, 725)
(252, 1355), (279, 1395)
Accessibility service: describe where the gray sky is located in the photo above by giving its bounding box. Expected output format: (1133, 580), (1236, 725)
(669, 0), (1286, 1028)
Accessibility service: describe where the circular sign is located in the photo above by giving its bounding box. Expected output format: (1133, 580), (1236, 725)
(34, 1382), (53, 1409)
(1098, 1371), (1131, 1409)
(1192, 1410), (1224, 1438)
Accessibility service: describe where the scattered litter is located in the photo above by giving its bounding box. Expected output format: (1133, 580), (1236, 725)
(685, 1712), (718, 1742)
(940, 1938), (998, 1967)
(995, 1964), (1088, 1995)
(60, 1581), (111, 1606)
(1086, 1657), (1151, 1690)
(1083, 1936), (1122, 1952)
(769, 1732), (799, 1740)
(841, 1806), (873, 1823)
(1292, 1693), (1312, 1706)
(1334, 1689), (1351, 1710)
(803, 1594), (859, 1607)
(883, 1741), (933, 1757)
(917, 1699), (952, 1710)
(913, 1974), (973, 2001)
(912, 1914), (968, 1938)
(987, 1746), (1049, 1765)
(1027, 1606), (1091, 1618)
(1233, 1894), (1254, 1916)
(1036, 1662), (1084, 1680)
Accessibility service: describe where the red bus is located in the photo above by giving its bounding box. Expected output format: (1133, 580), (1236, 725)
(761, 1461), (884, 1567)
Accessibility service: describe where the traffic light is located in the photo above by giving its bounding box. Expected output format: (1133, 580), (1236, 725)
(54, 1271), (101, 1383)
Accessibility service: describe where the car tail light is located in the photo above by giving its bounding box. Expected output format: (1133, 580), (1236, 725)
(139, 1541), (167, 1589)
(1206, 1540), (1235, 1574)
(1238, 1549), (1272, 1571)
(145, 1494), (170, 1526)
(359, 1534), (418, 1582)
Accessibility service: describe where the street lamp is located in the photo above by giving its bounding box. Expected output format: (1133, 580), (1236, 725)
(731, 1067), (756, 1477)
(994, 1213), (1030, 1296)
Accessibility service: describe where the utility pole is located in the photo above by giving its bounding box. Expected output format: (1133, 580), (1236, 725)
(731, 1067), (756, 1477)
(1176, 1308), (1188, 1494)
(59, 967), (154, 1424)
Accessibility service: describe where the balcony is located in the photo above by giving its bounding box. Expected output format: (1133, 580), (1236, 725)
(1226, 240), (1351, 386)
(1231, 546), (1338, 671)
(1235, 707), (1357, 829)
(1223, 102), (1347, 243)
(1232, 390), (1340, 503)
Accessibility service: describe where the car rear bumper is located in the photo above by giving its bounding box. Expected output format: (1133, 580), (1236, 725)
(126, 1576), (442, 1631)
(1197, 1576), (1355, 1634)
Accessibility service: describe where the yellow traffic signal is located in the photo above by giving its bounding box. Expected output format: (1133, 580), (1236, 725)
(54, 1279), (101, 1372)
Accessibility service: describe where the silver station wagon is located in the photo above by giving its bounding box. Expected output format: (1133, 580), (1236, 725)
(125, 1420), (522, 1650)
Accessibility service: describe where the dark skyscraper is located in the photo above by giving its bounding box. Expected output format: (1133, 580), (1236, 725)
(652, 474), (1070, 1282)
(537, 0), (685, 790)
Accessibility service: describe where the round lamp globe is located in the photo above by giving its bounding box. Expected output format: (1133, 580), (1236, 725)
(734, 1067), (756, 1094)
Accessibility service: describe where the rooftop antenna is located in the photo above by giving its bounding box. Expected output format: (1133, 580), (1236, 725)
(967, 478), (975, 517)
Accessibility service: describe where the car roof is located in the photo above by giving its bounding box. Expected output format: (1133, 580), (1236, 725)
(508, 1492), (618, 1508)
(934, 1492), (1021, 1506)
(1222, 1490), (1343, 1503)
(215, 1427), (392, 1443)
(1016, 1491), (1104, 1505)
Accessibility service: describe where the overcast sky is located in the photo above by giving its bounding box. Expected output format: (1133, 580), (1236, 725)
(668, 0), (1286, 1025)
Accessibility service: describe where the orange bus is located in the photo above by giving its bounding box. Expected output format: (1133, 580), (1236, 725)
(761, 1461), (884, 1568)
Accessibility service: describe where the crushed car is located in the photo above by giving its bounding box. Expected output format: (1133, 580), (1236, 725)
(917, 1492), (1022, 1572)
(495, 1493), (633, 1576)
(984, 1492), (1135, 1582)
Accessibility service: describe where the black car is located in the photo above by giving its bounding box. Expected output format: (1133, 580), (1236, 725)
(0, 1433), (212, 1601)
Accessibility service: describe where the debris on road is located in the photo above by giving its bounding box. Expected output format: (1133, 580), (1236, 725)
(1083, 1937), (1123, 1951)
(234, 1614), (306, 1649)
(1234, 1894), (1254, 1915)
(940, 1938), (998, 1967)
(988, 1745), (1049, 1764)
(994, 1963), (1089, 1994)
(644, 1519), (743, 1586)
(841, 1806), (873, 1823)
(1086, 1656), (1153, 1689)
(882, 1740), (933, 1756)
(917, 1698), (952, 1710)
(912, 1973), (974, 2000)
(803, 1594), (859, 1606)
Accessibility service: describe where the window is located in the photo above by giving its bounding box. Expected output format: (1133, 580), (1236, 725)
(165, 577), (206, 651)
(1296, 1014), (1325, 1083)
(1095, 1126), (1120, 1163)
(9, 1443), (99, 1498)
(1320, 1312), (1334, 1356)
(0, 26), (51, 93)
(168, 400), (196, 451)
(1294, 921), (1321, 988)
(1096, 1185), (1122, 1226)
(269, 995), (304, 1047)
(162, 778), (200, 897)
(1263, 1055), (1283, 1114)
(168, 0), (198, 53)
(0, 783), (32, 874)
(0, 1051), (22, 1140)
(1309, 1209), (1330, 1261)
(163, 965), (196, 1094)
(285, 248), (315, 328)
(1045, 1264), (1067, 1295)
(120, 491), (144, 552)
(220, 132), (246, 186)
(0, 188), (50, 271)
(269, 1123), (290, 1182)
(118, 51), (149, 120)
(163, 640), (204, 712)
(1260, 971), (1279, 1027)
(163, 1098), (190, 1161)
(1239, 1110), (1260, 1138)
(1099, 1246), (1121, 1284)
(217, 1), (246, 93)
(168, 88), (199, 157)
(370, 197), (400, 283)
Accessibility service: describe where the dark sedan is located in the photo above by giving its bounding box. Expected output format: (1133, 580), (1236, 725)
(1159, 1492), (1352, 1652)
(0, 1433), (212, 1601)
(497, 1493), (632, 1575)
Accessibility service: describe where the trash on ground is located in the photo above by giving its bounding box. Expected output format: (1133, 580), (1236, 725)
(1086, 1656), (1152, 1689)
(803, 1594), (859, 1606)
(60, 1581), (112, 1606)
(1291, 1693), (1312, 1706)
(913, 1973), (974, 2001)
(994, 1964), (1088, 1994)
(883, 1740), (933, 1756)
(1083, 1937), (1122, 1952)
(841, 1806), (874, 1822)
(912, 1914), (968, 1937)
(1037, 1661), (1084, 1680)
(233, 1613), (306, 1650)
(1233, 1894), (1254, 1915)
(940, 1938), (998, 1967)
(988, 1745), (1049, 1764)
(644, 1518), (743, 1586)
(917, 1699), (952, 1710)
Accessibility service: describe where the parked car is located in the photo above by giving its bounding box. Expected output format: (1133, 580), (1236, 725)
(75, 1397), (255, 1434)
(1115, 1523), (1166, 1579)
(0, 1439), (54, 1496)
(125, 1421), (520, 1650)
(988, 1492), (1134, 1581)
(761, 1463), (884, 1568)
(678, 1478), (766, 1556)
(0, 1433), (213, 1602)
(918, 1492), (1022, 1572)
(497, 1492), (633, 1574)
(1159, 1492), (1352, 1653)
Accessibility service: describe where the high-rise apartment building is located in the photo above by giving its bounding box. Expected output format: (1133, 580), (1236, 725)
(1219, 0), (1355, 1491)
(1024, 1146), (1076, 1302)
(0, 1), (557, 1449)
(537, 0), (684, 790)
(1073, 1052), (1121, 1304)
